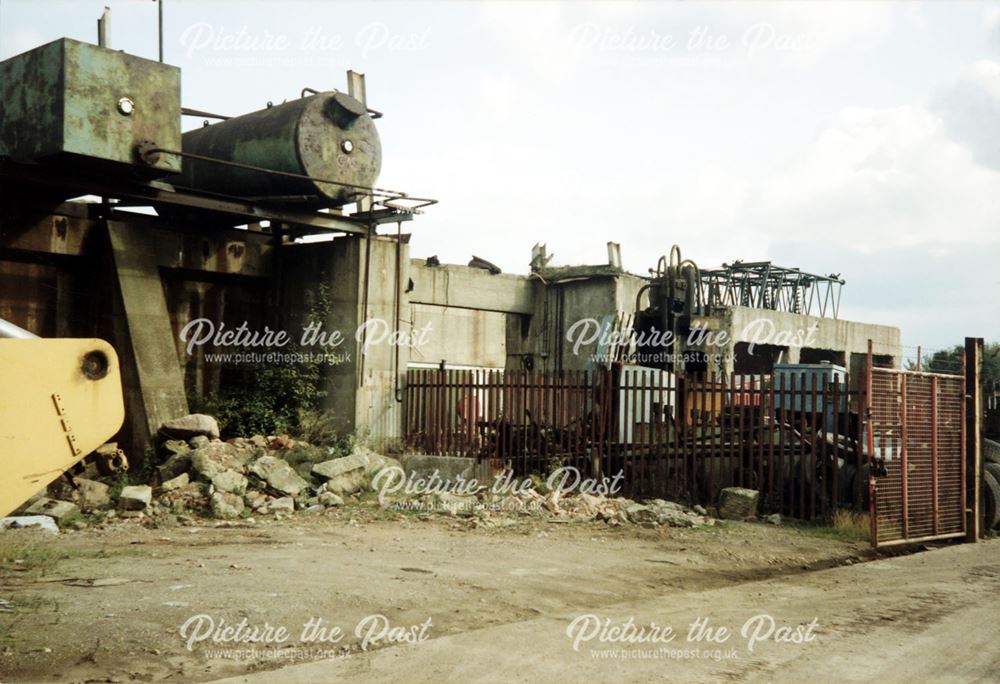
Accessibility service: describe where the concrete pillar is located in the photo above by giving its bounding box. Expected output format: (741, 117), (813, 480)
(107, 220), (189, 461)
(280, 234), (410, 445)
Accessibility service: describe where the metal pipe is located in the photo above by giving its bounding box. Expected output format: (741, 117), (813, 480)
(0, 318), (38, 339)
(158, 0), (164, 62)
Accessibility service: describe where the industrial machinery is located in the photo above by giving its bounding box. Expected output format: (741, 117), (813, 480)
(169, 90), (381, 208)
(0, 34), (430, 517)
(632, 245), (701, 373)
(0, 320), (125, 517)
(0, 38), (181, 178)
(0, 37), (433, 231)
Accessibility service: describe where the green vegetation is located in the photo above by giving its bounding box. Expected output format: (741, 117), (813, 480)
(191, 285), (335, 439)
(908, 341), (999, 386)
(0, 541), (130, 579)
(791, 509), (869, 542)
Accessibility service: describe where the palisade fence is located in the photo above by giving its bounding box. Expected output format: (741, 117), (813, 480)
(404, 365), (871, 522)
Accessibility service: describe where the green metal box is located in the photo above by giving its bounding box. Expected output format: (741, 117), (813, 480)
(0, 38), (180, 174)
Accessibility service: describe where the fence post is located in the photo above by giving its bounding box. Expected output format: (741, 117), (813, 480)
(965, 337), (982, 542)
(866, 339), (877, 547)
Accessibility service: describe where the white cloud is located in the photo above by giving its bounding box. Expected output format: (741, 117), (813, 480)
(932, 59), (1000, 170)
(746, 103), (1000, 249)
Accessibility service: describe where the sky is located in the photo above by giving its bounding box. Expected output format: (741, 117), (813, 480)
(1, 0), (998, 357)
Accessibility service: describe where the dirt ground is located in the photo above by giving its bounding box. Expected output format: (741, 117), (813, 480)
(0, 503), (882, 684)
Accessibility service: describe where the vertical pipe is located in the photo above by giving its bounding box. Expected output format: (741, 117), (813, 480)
(158, 0), (164, 62)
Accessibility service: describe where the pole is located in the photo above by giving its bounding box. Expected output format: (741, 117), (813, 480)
(158, 0), (164, 62)
(965, 337), (982, 542)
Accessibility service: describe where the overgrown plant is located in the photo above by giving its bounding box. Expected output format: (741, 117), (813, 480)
(191, 284), (334, 440)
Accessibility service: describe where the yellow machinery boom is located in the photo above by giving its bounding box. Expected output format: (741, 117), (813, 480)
(0, 322), (125, 517)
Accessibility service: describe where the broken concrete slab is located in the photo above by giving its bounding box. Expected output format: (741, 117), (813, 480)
(159, 414), (220, 441)
(157, 452), (191, 482)
(401, 454), (490, 482)
(25, 498), (79, 522)
(162, 439), (191, 457)
(211, 470), (248, 496)
(159, 482), (208, 514)
(190, 442), (247, 480)
(312, 453), (367, 481)
(72, 478), (110, 510)
(249, 456), (310, 497)
(0, 516), (60, 533)
(718, 487), (760, 520)
(210, 492), (245, 519)
(118, 486), (153, 511)
(624, 504), (658, 525)
(269, 497), (295, 513)
(318, 492), (344, 507)
(312, 454), (370, 495)
(161, 473), (190, 492)
(655, 509), (697, 527)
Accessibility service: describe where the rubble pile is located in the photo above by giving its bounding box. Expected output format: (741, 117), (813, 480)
(141, 427), (402, 520)
(9, 415), (766, 532)
(400, 489), (718, 529)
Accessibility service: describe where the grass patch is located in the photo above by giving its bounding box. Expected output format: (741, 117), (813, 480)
(0, 541), (139, 579)
(0, 543), (61, 577)
(791, 509), (869, 542)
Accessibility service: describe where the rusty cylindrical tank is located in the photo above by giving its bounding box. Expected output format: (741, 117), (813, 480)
(169, 91), (381, 207)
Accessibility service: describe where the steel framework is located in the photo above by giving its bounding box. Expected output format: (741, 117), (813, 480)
(699, 261), (844, 319)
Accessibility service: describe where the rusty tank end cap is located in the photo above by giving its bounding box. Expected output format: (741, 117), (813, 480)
(328, 92), (367, 120)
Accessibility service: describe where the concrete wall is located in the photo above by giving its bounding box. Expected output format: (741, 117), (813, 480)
(280, 235), (410, 444)
(410, 303), (507, 369)
(409, 260), (535, 314)
(690, 306), (902, 382)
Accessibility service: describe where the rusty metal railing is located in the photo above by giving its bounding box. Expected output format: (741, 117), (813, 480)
(404, 365), (872, 521)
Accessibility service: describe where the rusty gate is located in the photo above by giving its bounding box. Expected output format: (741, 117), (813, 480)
(866, 364), (966, 547)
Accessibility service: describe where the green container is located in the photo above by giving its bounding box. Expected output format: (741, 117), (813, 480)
(0, 38), (180, 175)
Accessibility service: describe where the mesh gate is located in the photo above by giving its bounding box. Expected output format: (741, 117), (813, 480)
(867, 367), (966, 547)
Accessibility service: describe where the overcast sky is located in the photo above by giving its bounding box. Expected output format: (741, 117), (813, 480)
(2, 0), (998, 356)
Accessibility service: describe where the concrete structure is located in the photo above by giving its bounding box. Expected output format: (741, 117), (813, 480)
(0, 196), (902, 457)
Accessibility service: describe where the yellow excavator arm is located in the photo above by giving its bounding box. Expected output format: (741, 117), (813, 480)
(0, 328), (125, 517)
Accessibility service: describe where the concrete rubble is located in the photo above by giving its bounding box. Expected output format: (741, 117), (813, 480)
(717, 487), (760, 520)
(117, 485), (152, 511)
(24, 498), (78, 522)
(6, 416), (786, 533)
